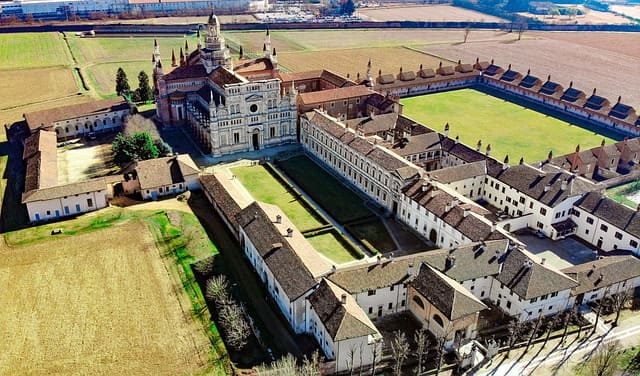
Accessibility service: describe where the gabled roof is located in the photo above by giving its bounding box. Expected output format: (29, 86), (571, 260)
(575, 192), (640, 239)
(345, 113), (398, 135)
(539, 80), (562, 96)
(610, 101), (634, 120)
(24, 98), (130, 131)
(411, 263), (487, 320)
(562, 256), (640, 295)
(390, 132), (442, 157)
(497, 248), (578, 300)
(133, 155), (199, 190)
(209, 66), (246, 86)
(236, 202), (317, 300)
(428, 160), (487, 184)
(162, 64), (207, 81)
(298, 85), (372, 105)
(561, 87), (585, 103)
(519, 74), (540, 89)
(22, 177), (110, 203)
(23, 130), (56, 161)
(500, 69), (520, 82)
(308, 279), (378, 341)
(200, 174), (241, 229)
(489, 163), (595, 207)
(584, 93), (608, 111)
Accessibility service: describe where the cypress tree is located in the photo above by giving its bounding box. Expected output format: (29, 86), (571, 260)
(115, 67), (131, 96)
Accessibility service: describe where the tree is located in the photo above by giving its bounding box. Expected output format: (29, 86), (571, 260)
(346, 345), (357, 375)
(561, 307), (576, 344)
(543, 314), (560, 348)
(300, 351), (322, 376)
(112, 132), (159, 164)
(219, 302), (251, 350)
(206, 275), (229, 303)
(463, 26), (471, 43)
(575, 340), (621, 376)
(591, 298), (605, 336)
(115, 67), (131, 96)
(415, 329), (431, 375)
(516, 19), (528, 40)
(391, 331), (410, 376)
(340, 0), (355, 15)
(123, 114), (159, 140)
(610, 290), (633, 327)
(134, 71), (153, 103)
(506, 319), (525, 358)
(526, 314), (543, 352)
(257, 352), (321, 375)
(370, 340), (381, 376)
(549, 7), (560, 18)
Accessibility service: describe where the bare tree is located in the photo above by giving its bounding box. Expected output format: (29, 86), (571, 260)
(346, 345), (357, 375)
(256, 353), (298, 375)
(463, 26), (471, 43)
(591, 298), (604, 336)
(516, 19), (528, 41)
(543, 314), (560, 348)
(300, 350), (322, 376)
(370, 340), (381, 376)
(575, 340), (621, 376)
(391, 331), (410, 376)
(610, 290), (633, 327)
(414, 329), (431, 375)
(506, 318), (525, 358)
(123, 114), (160, 140)
(205, 275), (229, 303)
(218, 302), (250, 350)
(526, 314), (543, 352)
(435, 335), (446, 376)
(561, 307), (576, 344)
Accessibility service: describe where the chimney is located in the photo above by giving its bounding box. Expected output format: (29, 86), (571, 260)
(561, 179), (568, 191)
(341, 294), (347, 305)
(547, 150), (553, 162)
(527, 68), (530, 76)
(593, 88), (597, 96)
(588, 264), (596, 276)
(547, 74), (551, 82)
(408, 263), (414, 276)
(476, 139), (482, 152)
(446, 255), (456, 270)
(377, 254), (382, 264)
(444, 122), (450, 138)
(541, 258), (546, 265)
(491, 223), (496, 232)
(445, 202), (453, 212)
(503, 155), (509, 170)
(601, 139), (606, 147)
(519, 157), (524, 165)
(286, 228), (293, 237)
(569, 81), (573, 88)
(507, 63), (512, 71)
(332, 264), (337, 273)
(422, 181), (429, 192)
(275, 214), (282, 224)
(486, 144), (492, 156)
(544, 184), (551, 192)
(618, 95), (622, 104)
(463, 208), (470, 217)
(490, 58), (494, 65)
(455, 135), (460, 144)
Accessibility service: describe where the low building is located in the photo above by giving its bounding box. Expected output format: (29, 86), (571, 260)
(24, 97), (131, 140)
(122, 154), (201, 200)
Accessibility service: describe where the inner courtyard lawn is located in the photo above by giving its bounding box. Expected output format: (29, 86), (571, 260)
(277, 155), (396, 253)
(232, 165), (358, 263)
(401, 88), (617, 163)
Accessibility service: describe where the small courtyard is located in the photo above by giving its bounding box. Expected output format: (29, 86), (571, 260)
(56, 134), (118, 184)
(515, 232), (598, 269)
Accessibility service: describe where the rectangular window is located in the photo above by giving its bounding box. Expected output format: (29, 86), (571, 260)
(615, 232), (623, 240)
(540, 207), (547, 215)
(600, 224), (608, 232)
(368, 307), (373, 314)
(587, 217), (594, 224)
(631, 240), (638, 248)
(87, 198), (93, 208)
(270, 127), (276, 138)
(75, 204), (81, 212)
(367, 290), (376, 296)
(233, 132), (240, 144)
(390, 285), (394, 292)
(388, 303), (393, 309)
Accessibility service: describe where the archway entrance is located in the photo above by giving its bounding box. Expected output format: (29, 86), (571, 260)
(252, 132), (260, 150)
(429, 229), (437, 243)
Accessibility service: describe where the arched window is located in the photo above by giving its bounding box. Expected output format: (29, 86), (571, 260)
(412, 295), (425, 310)
(433, 313), (444, 327)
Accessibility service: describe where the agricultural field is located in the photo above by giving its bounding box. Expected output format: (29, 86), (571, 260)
(0, 32), (72, 69)
(0, 68), (79, 110)
(611, 5), (640, 20)
(401, 88), (616, 162)
(423, 36), (640, 108)
(0, 213), (222, 375)
(359, 4), (506, 22)
(279, 47), (444, 78)
(519, 6), (633, 25)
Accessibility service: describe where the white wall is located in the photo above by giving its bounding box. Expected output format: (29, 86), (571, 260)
(27, 190), (108, 222)
(572, 206), (640, 254)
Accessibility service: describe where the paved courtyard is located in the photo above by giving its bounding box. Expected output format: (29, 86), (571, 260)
(56, 134), (117, 184)
(515, 234), (598, 269)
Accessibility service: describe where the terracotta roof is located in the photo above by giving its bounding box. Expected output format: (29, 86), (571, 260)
(23, 130), (56, 161)
(398, 71), (416, 81)
(234, 57), (274, 74)
(200, 174), (241, 230)
(134, 155), (199, 190)
(497, 248), (578, 300)
(562, 256), (640, 295)
(411, 263), (487, 320)
(280, 69), (355, 88)
(209, 66), (246, 86)
(440, 137), (487, 163)
(308, 279), (379, 341)
(23, 130), (58, 193)
(419, 68), (436, 78)
(365, 92), (396, 111)
(378, 74), (396, 84)
(299, 85), (372, 105)
(24, 98), (130, 132)
(163, 62), (205, 81)
(22, 177), (108, 203)
(236, 202), (317, 300)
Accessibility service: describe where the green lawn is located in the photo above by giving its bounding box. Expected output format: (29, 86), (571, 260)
(277, 156), (372, 223)
(232, 165), (325, 232)
(401, 88), (616, 163)
(0, 33), (72, 70)
(277, 155), (396, 253)
(306, 232), (358, 264)
(606, 180), (640, 209)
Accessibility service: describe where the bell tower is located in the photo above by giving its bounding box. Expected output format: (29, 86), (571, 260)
(200, 10), (233, 73)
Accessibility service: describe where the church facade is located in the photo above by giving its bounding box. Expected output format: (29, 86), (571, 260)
(152, 13), (297, 157)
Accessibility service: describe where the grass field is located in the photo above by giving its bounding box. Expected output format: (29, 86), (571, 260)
(232, 164), (359, 263)
(0, 68), (79, 110)
(86, 61), (155, 98)
(359, 4), (506, 22)
(277, 155), (396, 253)
(0, 32), (72, 69)
(306, 232), (358, 264)
(401, 88), (615, 162)
(0, 209), (227, 375)
(606, 180), (640, 209)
